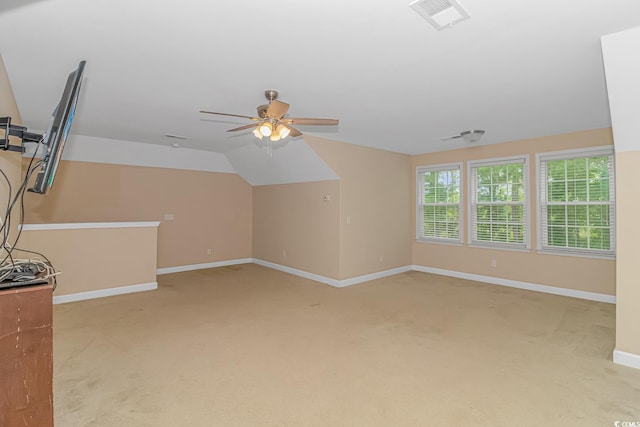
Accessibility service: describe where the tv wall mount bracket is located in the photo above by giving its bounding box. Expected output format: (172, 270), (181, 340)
(0, 116), (43, 153)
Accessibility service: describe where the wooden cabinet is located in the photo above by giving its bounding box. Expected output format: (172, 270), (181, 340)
(0, 284), (53, 427)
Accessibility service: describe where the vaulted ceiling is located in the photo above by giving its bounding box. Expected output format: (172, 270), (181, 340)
(1, 0), (639, 156)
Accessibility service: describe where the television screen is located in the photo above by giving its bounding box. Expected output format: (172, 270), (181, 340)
(29, 60), (86, 194)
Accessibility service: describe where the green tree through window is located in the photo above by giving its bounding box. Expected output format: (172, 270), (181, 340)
(417, 165), (461, 241)
(539, 148), (615, 257)
(470, 157), (528, 248)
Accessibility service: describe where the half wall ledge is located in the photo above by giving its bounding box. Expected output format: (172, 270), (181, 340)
(18, 221), (160, 300)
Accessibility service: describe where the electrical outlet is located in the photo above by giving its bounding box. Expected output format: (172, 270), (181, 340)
(346, 216), (351, 225)
(163, 213), (174, 221)
(283, 250), (287, 258)
(491, 259), (497, 267)
(207, 248), (212, 256)
(379, 255), (384, 263)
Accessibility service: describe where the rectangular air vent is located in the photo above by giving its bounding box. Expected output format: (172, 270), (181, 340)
(409, 0), (470, 30)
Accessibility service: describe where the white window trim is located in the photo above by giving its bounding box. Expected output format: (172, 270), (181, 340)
(467, 155), (531, 250)
(416, 162), (463, 245)
(536, 145), (616, 260)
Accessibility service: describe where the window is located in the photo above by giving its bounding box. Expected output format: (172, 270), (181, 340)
(416, 163), (462, 243)
(469, 156), (529, 249)
(538, 147), (615, 258)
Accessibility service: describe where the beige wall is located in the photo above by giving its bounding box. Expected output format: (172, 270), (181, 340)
(0, 53), (24, 244)
(18, 225), (158, 296)
(253, 180), (340, 278)
(412, 128), (616, 295)
(306, 136), (412, 279)
(615, 151), (640, 355)
(22, 160), (253, 269)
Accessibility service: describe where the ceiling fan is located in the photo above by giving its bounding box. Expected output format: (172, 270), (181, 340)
(440, 130), (485, 143)
(200, 90), (339, 142)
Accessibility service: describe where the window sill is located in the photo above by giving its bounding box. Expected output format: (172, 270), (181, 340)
(468, 242), (531, 253)
(537, 248), (615, 261)
(415, 238), (463, 247)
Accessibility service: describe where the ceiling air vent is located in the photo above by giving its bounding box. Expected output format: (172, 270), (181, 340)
(409, 0), (470, 30)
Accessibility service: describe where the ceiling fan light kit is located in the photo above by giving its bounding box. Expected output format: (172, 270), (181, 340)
(259, 123), (273, 138)
(461, 129), (485, 143)
(276, 124), (290, 139)
(251, 122), (291, 142)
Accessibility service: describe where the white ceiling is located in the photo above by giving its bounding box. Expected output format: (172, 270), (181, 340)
(1, 0), (639, 156)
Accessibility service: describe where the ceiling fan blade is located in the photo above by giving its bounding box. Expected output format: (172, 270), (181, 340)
(440, 134), (462, 142)
(284, 117), (339, 126)
(266, 100), (289, 119)
(227, 123), (259, 132)
(200, 110), (261, 121)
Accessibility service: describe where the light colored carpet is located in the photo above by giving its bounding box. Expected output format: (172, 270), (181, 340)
(53, 264), (640, 426)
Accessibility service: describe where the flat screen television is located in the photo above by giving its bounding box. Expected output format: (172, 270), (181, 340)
(29, 60), (86, 194)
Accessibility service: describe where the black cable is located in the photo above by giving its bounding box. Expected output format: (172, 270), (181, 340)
(0, 160), (35, 265)
(11, 246), (57, 291)
(0, 163), (18, 277)
(0, 138), (57, 287)
(8, 154), (41, 260)
(4, 144), (40, 254)
(0, 167), (13, 250)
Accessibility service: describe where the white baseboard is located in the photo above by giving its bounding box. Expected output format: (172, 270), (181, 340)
(53, 282), (158, 304)
(253, 259), (341, 286)
(411, 265), (616, 304)
(338, 266), (413, 287)
(251, 261), (614, 303)
(51, 261), (617, 306)
(156, 258), (253, 275)
(252, 259), (411, 288)
(613, 349), (640, 370)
